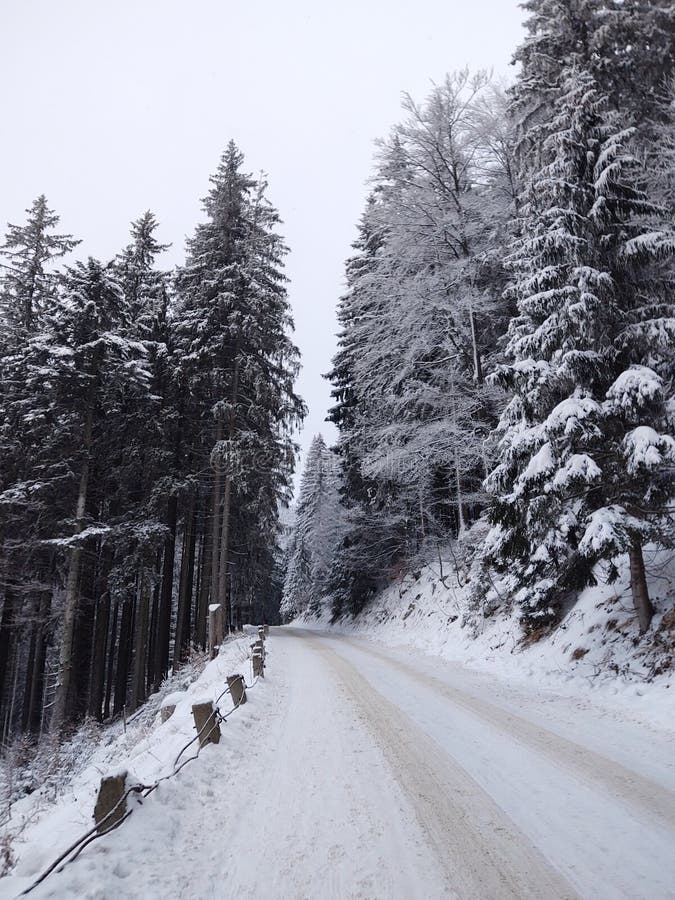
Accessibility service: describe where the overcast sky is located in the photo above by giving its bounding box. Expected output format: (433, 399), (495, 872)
(0, 0), (525, 486)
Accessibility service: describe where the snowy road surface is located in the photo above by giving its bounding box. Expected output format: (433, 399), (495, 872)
(28, 627), (675, 899)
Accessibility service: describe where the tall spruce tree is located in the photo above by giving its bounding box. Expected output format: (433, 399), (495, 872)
(24, 259), (154, 729)
(0, 195), (79, 341)
(174, 141), (304, 632)
(484, 71), (675, 631)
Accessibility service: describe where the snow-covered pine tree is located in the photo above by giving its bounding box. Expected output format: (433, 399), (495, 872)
(174, 141), (304, 632)
(512, 0), (675, 173)
(0, 199), (79, 736)
(115, 210), (171, 338)
(281, 435), (344, 620)
(17, 258), (154, 729)
(113, 211), (179, 693)
(484, 70), (675, 632)
(0, 195), (79, 342)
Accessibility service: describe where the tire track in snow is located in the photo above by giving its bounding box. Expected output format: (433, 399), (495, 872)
(305, 633), (579, 900)
(336, 635), (675, 832)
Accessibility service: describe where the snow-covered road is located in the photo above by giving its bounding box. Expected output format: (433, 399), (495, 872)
(26, 627), (675, 899)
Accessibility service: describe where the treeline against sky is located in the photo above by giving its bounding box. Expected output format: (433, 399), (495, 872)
(283, 1), (675, 636)
(0, 142), (304, 739)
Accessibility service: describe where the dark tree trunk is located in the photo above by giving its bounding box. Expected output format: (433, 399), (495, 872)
(174, 498), (197, 668)
(88, 548), (113, 720)
(0, 585), (19, 725)
(103, 598), (119, 720)
(210, 421), (224, 611)
(51, 401), (94, 732)
(21, 624), (37, 732)
(25, 588), (51, 734)
(88, 591), (110, 720)
(132, 570), (150, 710)
(73, 551), (97, 720)
(629, 539), (653, 634)
(113, 598), (134, 716)
(216, 357), (240, 631)
(195, 527), (211, 649)
(154, 496), (177, 689)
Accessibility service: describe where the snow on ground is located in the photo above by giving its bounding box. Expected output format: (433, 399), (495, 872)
(300, 547), (675, 731)
(1, 625), (674, 899)
(0, 632), (261, 898)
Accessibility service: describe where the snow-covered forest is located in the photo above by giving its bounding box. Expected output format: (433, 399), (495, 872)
(0, 143), (305, 740)
(2, 1), (675, 897)
(1, 0), (673, 750)
(283, 2), (675, 654)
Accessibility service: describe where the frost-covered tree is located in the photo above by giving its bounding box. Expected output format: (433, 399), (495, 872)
(328, 73), (515, 614)
(512, 1), (675, 140)
(281, 436), (344, 620)
(484, 71), (675, 632)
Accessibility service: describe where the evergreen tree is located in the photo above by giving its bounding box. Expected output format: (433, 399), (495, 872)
(512, 0), (675, 173)
(115, 210), (171, 337)
(0, 195), (79, 341)
(18, 258), (153, 729)
(484, 71), (675, 631)
(281, 436), (344, 620)
(174, 141), (305, 632)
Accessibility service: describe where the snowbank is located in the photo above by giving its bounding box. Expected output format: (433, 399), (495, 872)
(0, 633), (262, 897)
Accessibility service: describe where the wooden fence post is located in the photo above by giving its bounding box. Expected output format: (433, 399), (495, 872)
(227, 673), (247, 707)
(192, 701), (221, 747)
(208, 604), (225, 659)
(94, 772), (129, 833)
(252, 651), (264, 678)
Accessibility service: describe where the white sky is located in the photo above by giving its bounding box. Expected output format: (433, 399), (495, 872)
(0, 0), (525, 487)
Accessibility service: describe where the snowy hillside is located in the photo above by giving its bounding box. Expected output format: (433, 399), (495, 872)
(301, 547), (675, 731)
(0, 633), (267, 897)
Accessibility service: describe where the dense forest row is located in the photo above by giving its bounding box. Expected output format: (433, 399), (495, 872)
(2, 0), (675, 749)
(0, 143), (304, 740)
(283, 1), (675, 637)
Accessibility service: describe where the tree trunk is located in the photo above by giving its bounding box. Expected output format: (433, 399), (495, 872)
(195, 527), (211, 649)
(147, 570), (161, 694)
(88, 587), (111, 720)
(451, 394), (466, 535)
(113, 598), (133, 716)
(131, 569), (150, 710)
(22, 587), (50, 734)
(217, 476), (233, 631)
(21, 620), (37, 732)
(103, 598), (119, 720)
(73, 546), (98, 720)
(468, 306), (484, 385)
(88, 548), (113, 720)
(217, 357), (240, 631)
(154, 496), (177, 689)
(629, 540), (653, 634)
(50, 403), (93, 732)
(0, 584), (19, 726)
(174, 498), (197, 668)
(210, 420), (224, 611)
